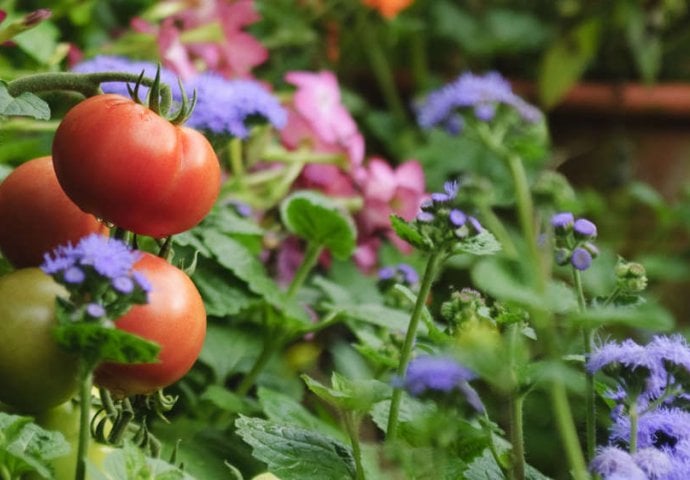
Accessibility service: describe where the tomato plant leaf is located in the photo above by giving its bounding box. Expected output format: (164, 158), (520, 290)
(0, 412), (70, 479)
(54, 322), (160, 365)
(91, 441), (196, 480)
(200, 229), (310, 327)
(280, 191), (356, 259)
(452, 230), (502, 256)
(0, 82), (50, 120)
(302, 373), (391, 413)
(235, 415), (356, 480)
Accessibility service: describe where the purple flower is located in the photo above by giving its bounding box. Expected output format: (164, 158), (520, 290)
(132, 271), (152, 293)
(73, 55), (184, 99)
(86, 303), (106, 318)
(590, 446), (647, 480)
(611, 408), (690, 452)
(397, 263), (419, 285)
(402, 355), (475, 396)
(468, 216), (484, 232)
(185, 72), (287, 138)
(449, 209), (467, 227)
(417, 211), (435, 222)
(574, 218), (598, 238)
(72, 234), (140, 280)
(551, 212), (575, 230)
(587, 338), (655, 376)
(633, 447), (673, 480)
(443, 180), (460, 199)
(431, 192), (451, 203)
(63, 266), (85, 284)
(112, 276), (134, 294)
(416, 71), (542, 133)
(647, 335), (690, 375)
(571, 247), (593, 271)
(378, 266), (395, 281)
(40, 245), (76, 274)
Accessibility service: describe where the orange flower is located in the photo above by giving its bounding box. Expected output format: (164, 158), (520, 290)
(362, 0), (413, 19)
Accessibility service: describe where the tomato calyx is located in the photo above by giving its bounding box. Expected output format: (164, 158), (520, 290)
(125, 65), (196, 124)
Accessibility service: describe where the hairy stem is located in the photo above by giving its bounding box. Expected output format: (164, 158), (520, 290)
(75, 361), (94, 480)
(286, 242), (323, 299)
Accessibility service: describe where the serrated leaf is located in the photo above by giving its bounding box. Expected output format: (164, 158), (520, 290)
(200, 229), (310, 327)
(342, 303), (426, 336)
(198, 323), (262, 382)
(55, 322), (160, 364)
(452, 230), (502, 256)
(192, 258), (255, 317)
(390, 215), (431, 251)
(0, 412), (70, 479)
(235, 415), (355, 480)
(280, 191), (356, 259)
(0, 82), (50, 120)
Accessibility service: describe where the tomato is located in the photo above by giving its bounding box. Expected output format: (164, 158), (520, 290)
(0, 269), (79, 412)
(0, 156), (107, 267)
(51, 94), (221, 237)
(94, 253), (206, 397)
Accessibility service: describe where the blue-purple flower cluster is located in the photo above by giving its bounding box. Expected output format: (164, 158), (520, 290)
(73, 55), (287, 139)
(41, 234), (150, 321)
(400, 355), (484, 412)
(588, 335), (690, 479)
(415, 71), (542, 134)
(550, 212), (599, 271)
(412, 180), (484, 249)
(377, 263), (419, 287)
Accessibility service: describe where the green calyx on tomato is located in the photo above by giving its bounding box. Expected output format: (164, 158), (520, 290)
(52, 94), (221, 238)
(0, 156), (107, 268)
(0, 268), (79, 413)
(95, 253), (207, 397)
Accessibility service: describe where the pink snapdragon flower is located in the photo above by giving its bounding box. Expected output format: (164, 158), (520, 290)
(132, 0), (267, 79)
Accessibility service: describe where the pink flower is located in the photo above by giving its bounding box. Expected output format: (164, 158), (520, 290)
(132, 0), (267, 79)
(355, 157), (426, 237)
(281, 70), (365, 168)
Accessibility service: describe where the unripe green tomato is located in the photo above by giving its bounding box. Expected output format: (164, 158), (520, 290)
(29, 401), (115, 480)
(0, 268), (79, 412)
(252, 473), (282, 480)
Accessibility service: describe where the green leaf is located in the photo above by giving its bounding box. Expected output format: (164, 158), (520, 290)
(280, 191), (356, 259)
(0, 82), (50, 120)
(390, 215), (432, 251)
(55, 322), (160, 364)
(13, 20), (59, 65)
(257, 387), (344, 441)
(192, 258), (255, 317)
(200, 230), (310, 327)
(0, 412), (70, 479)
(94, 441), (196, 479)
(452, 230), (502, 256)
(302, 373), (391, 413)
(198, 323), (262, 382)
(538, 19), (601, 109)
(235, 415), (355, 480)
(569, 302), (674, 332)
(342, 303), (426, 335)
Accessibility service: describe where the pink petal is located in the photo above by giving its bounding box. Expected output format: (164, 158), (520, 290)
(394, 160), (426, 193)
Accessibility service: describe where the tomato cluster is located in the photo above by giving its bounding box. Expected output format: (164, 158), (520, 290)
(0, 93), (215, 412)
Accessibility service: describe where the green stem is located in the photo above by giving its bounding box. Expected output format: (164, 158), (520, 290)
(229, 136), (244, 178)
(386, 251), (444, 440)
(286, 242), (323, 299)
(573, 269), (596, 462)
(75, 361), (94, 480)
(549, 378), (589, 480)
(629, 402), (639, 454)
(344, 412), (365, 480)
(356, 9), (407, 123)
(479, 205), (518, 258)
(509, 393), (525, 480)
(7, 72), (172, 111)
(481, 413), (511, 479)
(236, 330), (283, 397)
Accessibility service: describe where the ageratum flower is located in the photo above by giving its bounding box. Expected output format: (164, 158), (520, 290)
(415, 71), (542, 133)
(590, 446), (647, 480)
(402, 355), (475, 395)
(610, 408), (690, 453)
(185, 72), (287, 138)
(632, 447), (674, 480)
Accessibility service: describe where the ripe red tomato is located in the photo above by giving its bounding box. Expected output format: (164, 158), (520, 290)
(94, 253), (206, 397)
(51, 94), (221, 237)
(0, 157), (107, 267)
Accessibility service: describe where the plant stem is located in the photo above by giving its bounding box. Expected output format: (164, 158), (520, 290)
(573, 269), (596, 462)
(344, 412), (365, 480)
(509, 393), (525, 480)
(75, 361), (94, 480)
(629, 402), (639, 454)
(286, 242), (323, 299)
(479, 205), (518, 258)
(229, 136), (244, 179)
(386, 251), (444, 440)
(356, 9), (407, 123)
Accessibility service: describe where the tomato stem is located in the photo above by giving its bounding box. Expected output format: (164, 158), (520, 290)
(75, 361), (94, 480)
